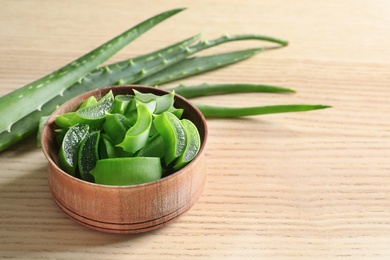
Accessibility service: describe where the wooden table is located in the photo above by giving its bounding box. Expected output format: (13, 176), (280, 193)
(1, 0), (389, 258)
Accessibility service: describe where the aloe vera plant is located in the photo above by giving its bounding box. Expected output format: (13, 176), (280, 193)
(0, 8), (184, 134)
(0, 34), (200, 151)
(0, 8), (329, 153)
(0, 33), (289, 151)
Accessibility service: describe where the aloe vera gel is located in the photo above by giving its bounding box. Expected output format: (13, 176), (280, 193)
(55, 89), (201, 186)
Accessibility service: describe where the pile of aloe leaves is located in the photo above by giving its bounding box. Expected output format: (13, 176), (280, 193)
(0, 8), (329, 153)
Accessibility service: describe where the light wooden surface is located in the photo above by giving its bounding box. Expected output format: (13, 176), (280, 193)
(1, 0), (389, 259)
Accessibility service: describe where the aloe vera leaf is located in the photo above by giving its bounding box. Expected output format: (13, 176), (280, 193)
(0, 33), (200, 152)
(209, 33), (287, 46)
(113, 33), (287, 68)
(0, 8), (184, 134)
(118, 33), (287, 86)
(136, 48), (263, 86)
(110, 35), (203, 84)
(170, 83), (295, 98)
(195, 104), (331, 117)
(36, 115), (49, 148)
(120, 33), (287, 84)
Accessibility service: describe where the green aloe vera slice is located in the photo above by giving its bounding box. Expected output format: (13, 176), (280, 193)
(54, 128), (67, 146)
(91, 157), (162, 186)
(153, 111), (186, 165)
(112, 94), (134, 114)
(55, 112), (76, 128)
(123, 96), (155, 123)
(135, 98), (157, 114)
(98, 133), (130, 159)
(98, 133), (117, 159)
(58, 124), (89, 176)
(79, 96), (98, 109)
(70, 91), (114, 127)
(155, 91), (175, 114)
(133, 90), (175, 114)
(117, 104), (152, 154)
(173, 119), (201, 170)
(102, 113), (131, 144)
(167, 107), (184, 118)
(78, 131), (100, 182)
(137, 134), (166, 158)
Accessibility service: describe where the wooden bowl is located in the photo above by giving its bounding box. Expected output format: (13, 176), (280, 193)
(41, 85), (208, 234)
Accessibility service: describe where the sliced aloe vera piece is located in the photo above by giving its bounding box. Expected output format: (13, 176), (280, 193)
(135, 98), (157, 114)
(79, 96), (98, 109)
(133, 90), (175, 114)
(91, 157), (162, 186)
(99, 133), (117, 159)
(153, 111), (186, 165)
(173, 119), (201, 170)
(78, 131), (100, 182)
(154, 91), (175, 114)
(70, 91), (114, 127)
(54, 128), (67, 145)
(168, 107), (184, 119)
(55, 112), (76, 128)
(117, 104), (152, 154)
(112, 94), (134, 114)
(98, 133), (130, 159)
(102, 113), (131, 144)
(122, 95), (156, 123)
(58, 124), (90, 176)
(137, 134), (166, 158)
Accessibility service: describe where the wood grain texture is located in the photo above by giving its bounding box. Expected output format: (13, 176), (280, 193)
(0, 0), (389, 258)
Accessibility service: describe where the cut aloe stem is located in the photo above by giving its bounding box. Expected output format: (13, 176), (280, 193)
(0, 8), (184, 140)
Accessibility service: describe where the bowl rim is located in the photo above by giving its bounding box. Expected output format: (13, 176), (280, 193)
(41, 85), (208, 189)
